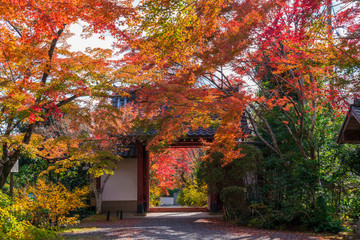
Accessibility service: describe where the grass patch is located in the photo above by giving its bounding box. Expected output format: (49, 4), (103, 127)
(60, 227), (104, 240)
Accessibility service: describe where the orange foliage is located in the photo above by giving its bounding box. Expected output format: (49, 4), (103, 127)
(14, 179), (88, 228)
(151, 148), (200, 194)
(0, 0), (133, 187)
(121, 0), (360, 162)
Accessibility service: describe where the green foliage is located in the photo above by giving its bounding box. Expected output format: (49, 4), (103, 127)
(197, 144), (260, 223)
(309, 197), (344, 233)
(250, 107), (350, 233)
(177, 181), (207, 207)
(0, 192), (62, 240)
(338, 147), (360, 176)
(248, 196), (344, 233)
(23, 226), (62, 240)
(220, 186), (249, 224)
(0, 191), (11, 208)
(252, 149), (347, 232)
(0, 207), (25, 239)
(10, 156), (89, 192)
(196, 107), (352, 233)
(197, 143), (261, 194)
(16, 157), (47, 185)
(313, 111), (360, 225)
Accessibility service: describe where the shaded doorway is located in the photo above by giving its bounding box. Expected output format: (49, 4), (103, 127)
(149, 147), (208, 212)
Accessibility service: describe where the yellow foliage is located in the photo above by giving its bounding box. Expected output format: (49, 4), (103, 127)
(177, 180), (207, 207)
(150, 185), (162, 207)
(0, 206), (64, 239)
(0, 207), (28, 239)
(14, 180), (88, 228)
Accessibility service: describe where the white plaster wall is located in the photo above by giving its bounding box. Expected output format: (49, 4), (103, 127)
(102, 158), (137, 201)
(244, 172), (256, 186)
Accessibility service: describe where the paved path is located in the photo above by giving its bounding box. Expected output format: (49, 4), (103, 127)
(61, 212), (340, 240)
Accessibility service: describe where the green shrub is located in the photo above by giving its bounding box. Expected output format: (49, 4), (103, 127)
(0, 189), (65, 239)
(0, 191), (11, 208)
(220, 186), (249, 224)
(0, 206), (62, 240)
(197, 144), (261, 194)
(247, 197), (344, 233)
(308, 197), (344, 233)
(0, 207), (25, 239)
(178, 182), (207, 207)
(24, 225), (62, 240)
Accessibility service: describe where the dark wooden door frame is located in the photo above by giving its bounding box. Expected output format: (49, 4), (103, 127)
(136, 141), (149, 214)
(136, 140), (218, 214)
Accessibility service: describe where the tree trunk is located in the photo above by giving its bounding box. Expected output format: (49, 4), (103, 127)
(0, 158), (17, 189)
(95, 191), (103, 215)
(92, 173), (111, 215)
(0, 123), (36, 188)
(0, 28), (64, 190)
(0, 147), (25, 189)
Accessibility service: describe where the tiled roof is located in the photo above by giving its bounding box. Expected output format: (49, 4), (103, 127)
(187, 126), (217, 138)
(337, 99), (360, 144)
(112, 96), (251, 138)
(353, 105), (360, 117)
(117, 145), (138, 158)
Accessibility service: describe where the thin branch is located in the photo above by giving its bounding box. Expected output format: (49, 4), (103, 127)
(245, 109), (282, 158)
(5, 20), (22, 37)
(56, 95), (78, 107)
(40, 26), (65, 85)
(36, 154), (71, 162)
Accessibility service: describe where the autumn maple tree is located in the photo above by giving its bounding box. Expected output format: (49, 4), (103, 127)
(89, 101), (142, 214)
(151, 148), (202, 193)
(0, 0), (133, 188)
(115, 1), (360, 230)
(122, 0), (360, 164)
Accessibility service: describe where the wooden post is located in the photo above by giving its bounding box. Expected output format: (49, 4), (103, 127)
(210, 192), (218, 213)
(137, 141), (144, 214)
(9, 172), (13, 198)
(144, 150), (150, 212)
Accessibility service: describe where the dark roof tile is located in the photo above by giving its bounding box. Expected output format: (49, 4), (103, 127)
(112, 96), (251, 138)
(118, 145), (137, 158)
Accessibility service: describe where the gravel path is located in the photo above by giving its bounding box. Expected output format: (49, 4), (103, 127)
(61, 213), (341, 240)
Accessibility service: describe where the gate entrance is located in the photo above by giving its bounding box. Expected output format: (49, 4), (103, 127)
(136, 136), (220, 215)
(99, 132), (220, 214)
(148, 147), (207, 212)
(100, 94), (220, 214)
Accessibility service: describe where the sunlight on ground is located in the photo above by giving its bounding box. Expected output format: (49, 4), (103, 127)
(62, 227), (98, 233)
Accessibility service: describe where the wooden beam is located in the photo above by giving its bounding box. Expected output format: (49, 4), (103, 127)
(338, 109), (360, 144)
(137, 141), (144, 214)
(344, 130), (360, 143)
(337, 113), (351, 144)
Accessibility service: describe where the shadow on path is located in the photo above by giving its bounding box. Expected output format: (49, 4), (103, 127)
(61, 213), (338, 240)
